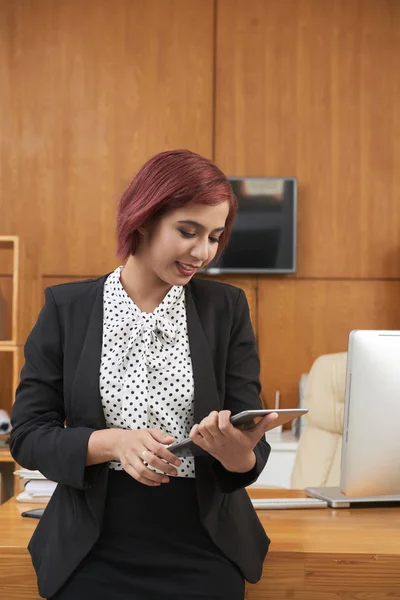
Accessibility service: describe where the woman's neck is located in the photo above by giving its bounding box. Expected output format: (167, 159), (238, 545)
(119, 256), (172, 313)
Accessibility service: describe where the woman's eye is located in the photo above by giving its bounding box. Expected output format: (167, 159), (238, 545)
(179, 229), (220, 244)
(179, 230), (195, 238)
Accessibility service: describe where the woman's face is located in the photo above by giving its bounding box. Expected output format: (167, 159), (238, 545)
(137, 201), (230, 287)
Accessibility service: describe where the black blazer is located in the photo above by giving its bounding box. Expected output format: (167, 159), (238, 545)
(10, 275), (271, 598)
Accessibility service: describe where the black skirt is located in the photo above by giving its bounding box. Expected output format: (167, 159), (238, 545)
(50, 470), (245, 600)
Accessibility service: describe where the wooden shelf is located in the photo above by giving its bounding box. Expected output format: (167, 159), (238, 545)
(0, 236), (20, 502)
(0, 236), (18, 243)
(0, 236), (19, 346)
(0, 448), (13, 463)
(0, 346), (19, 415)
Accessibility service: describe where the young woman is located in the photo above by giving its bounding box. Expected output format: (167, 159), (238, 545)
(10, 149), (277, 600)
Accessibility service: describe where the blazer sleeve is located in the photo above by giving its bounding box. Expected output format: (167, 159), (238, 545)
(10, 288), (99, 490)
(213, 289), (271, 493)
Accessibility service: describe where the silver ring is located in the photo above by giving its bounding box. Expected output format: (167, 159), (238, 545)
(140, 450), (147, 461)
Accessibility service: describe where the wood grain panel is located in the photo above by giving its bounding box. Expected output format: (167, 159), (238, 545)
(215, 0), (400, 278)
(305, 554), (400, 591)
(0, 350), (13, 415)
(0, 548), (40, 600)
(258, 553), (305, 591)
(17, 261), (40, 345)
(0, 245), (13, 276)
(41, 275), (98, 291)
(0, 240), (16, 342)
(0, 279), (12, 341)
(247, 591), (340, 600)
(338, 595), (400, 600)
(246, 488), (400, 596)
(0, 0), (214, 342)
(248, 555), (400, 598)
(0, 449), (13, 464)
(0, 347), (21, 416)
(0, 0), (214, 279)
(257, 278), (400, 408)
(14, 346), (24, 401)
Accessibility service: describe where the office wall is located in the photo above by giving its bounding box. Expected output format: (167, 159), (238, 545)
(215, 0), (400, 406)
(1, 0), (400, 409)
(0, 0), (215, 344)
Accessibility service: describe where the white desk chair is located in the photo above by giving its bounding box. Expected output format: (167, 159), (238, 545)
(291, 352), (347, 489)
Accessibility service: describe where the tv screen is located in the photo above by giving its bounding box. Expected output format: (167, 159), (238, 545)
(206, 177), (297, 274)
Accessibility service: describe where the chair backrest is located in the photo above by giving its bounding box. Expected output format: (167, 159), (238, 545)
(291, 352), (348, 488)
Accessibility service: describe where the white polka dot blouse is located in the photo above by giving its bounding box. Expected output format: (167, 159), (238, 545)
(100, 266), (196, 478)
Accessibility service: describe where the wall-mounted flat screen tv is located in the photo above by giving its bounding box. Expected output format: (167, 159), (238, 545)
(206, 177), (297, 274)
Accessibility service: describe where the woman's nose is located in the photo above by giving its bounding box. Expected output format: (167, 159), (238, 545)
(190, 238), (209, 262)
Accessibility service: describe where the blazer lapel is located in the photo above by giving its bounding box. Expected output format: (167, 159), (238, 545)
(185, 284), (222, 425)
(71, 282), (107, 429)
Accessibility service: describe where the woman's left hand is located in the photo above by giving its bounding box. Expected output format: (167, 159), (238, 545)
(189, 410), (279, 473)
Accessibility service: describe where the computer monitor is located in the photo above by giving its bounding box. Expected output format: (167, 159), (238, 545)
(203, 177), (297, 274)
(306, 330), (400, 507)
(341, 330), (400, 496)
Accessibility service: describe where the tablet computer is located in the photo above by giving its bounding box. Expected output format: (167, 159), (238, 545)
(21, 508), (44, 519)
(167, 408), (308, 457)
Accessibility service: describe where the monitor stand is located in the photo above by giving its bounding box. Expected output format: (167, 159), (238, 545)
(305, 486), (400, 508)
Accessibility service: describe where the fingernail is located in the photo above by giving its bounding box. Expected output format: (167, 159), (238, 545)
(163, 477), (169, 483)
(174, 460), (181, 466)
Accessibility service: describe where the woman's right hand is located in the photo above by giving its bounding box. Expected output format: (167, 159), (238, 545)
(111, 428), (182, 487)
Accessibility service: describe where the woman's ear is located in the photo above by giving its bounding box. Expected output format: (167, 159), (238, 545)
(131, 228), (146, 254)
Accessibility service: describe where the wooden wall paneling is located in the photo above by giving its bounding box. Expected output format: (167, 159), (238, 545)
(1, 0), (215, 341)
(0, 237), (19, 346)
(0, 236), (36, 347)
(0, 349), (13, 415)
(215, 0), (302, 176)
(0, 214), (42, 346)
(0, 279), (12, 342)
(257, 278), (400, 408)
(40, 275), (98, 297)
(215, 0), (400, 279)
(0, 0), (214, 280)
(0, 346), (20, 414)
(358, 0), (400, 280)
(17, 258), (40, 345)
(0, 241), (15, 342)
(0, 246), (13, 276)
(0, 0), (44, 342)
(13, 347), (23, 403)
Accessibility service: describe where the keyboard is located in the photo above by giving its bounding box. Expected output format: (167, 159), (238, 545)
(251, 497), (328, 510)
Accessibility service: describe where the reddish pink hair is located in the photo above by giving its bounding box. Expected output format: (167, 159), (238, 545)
(116, 149), (237, 260)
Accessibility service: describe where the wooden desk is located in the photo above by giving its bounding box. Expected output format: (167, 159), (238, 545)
(0, 498), (42, 599)
(0, 491), (400, 600)
(247, 488), (400, 600)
